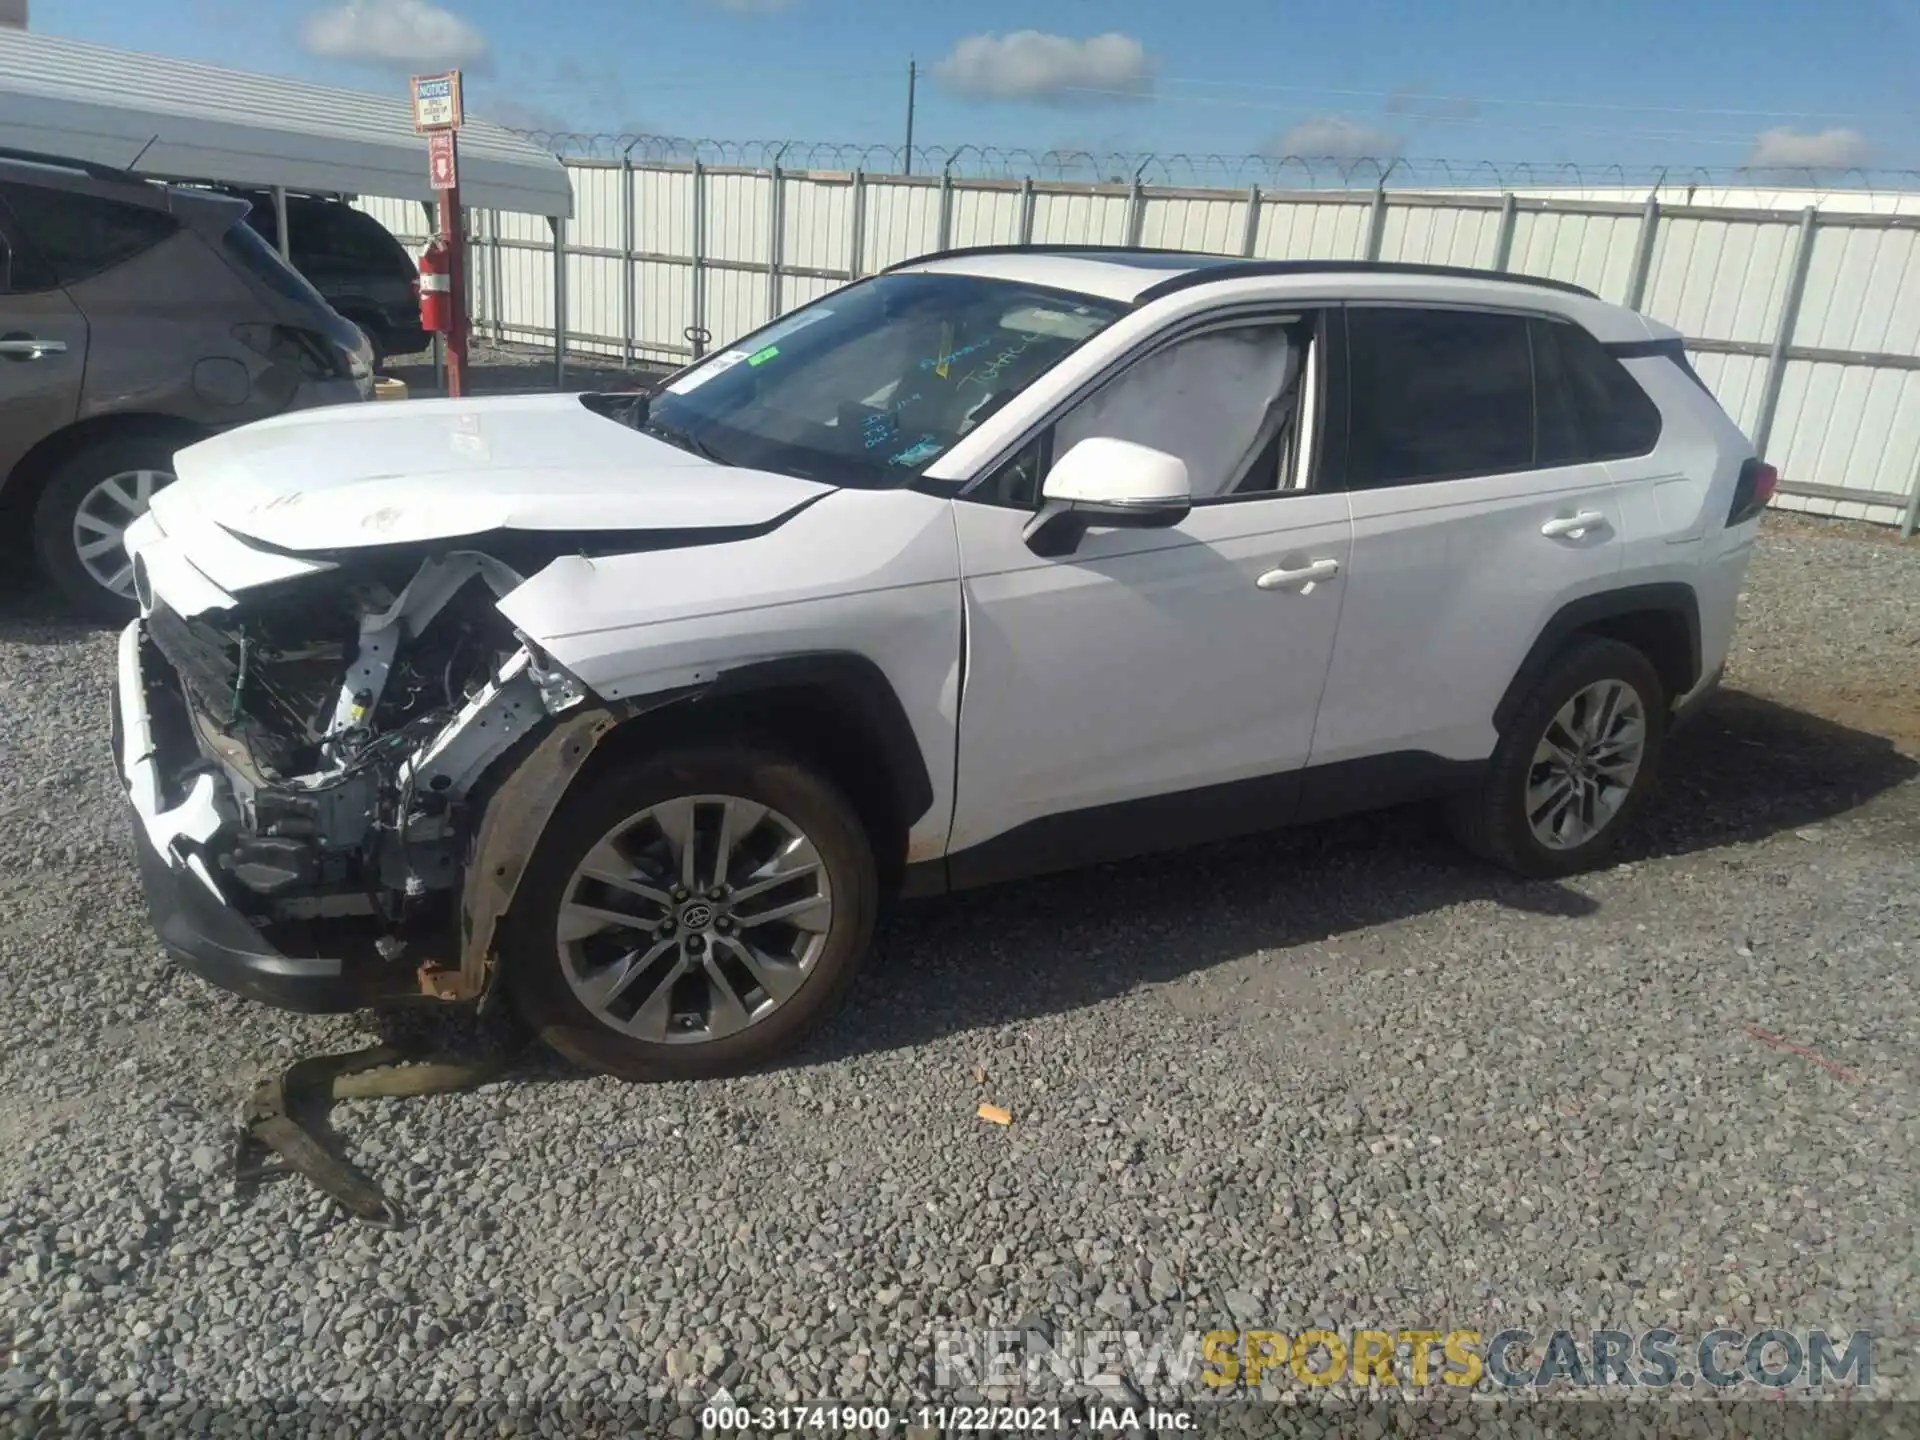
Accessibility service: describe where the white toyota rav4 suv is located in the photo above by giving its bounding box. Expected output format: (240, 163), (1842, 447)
(112, 248), (1771, 1078)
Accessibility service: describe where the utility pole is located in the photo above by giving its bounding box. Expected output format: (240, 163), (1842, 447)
(903, 59), (917, 176)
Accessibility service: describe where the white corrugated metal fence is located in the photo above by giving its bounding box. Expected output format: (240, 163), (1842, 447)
(359, 165), (1920, 532)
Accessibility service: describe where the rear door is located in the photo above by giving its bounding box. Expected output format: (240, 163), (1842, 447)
(0, 193), (87, 487)
(1309, 304), (1625, 770)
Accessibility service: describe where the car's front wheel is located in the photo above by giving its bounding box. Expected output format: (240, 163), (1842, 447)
(501, 744), (880, 1081)
(1448, 636), (1667, 878)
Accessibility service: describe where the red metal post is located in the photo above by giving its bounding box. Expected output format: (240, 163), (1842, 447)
(436, 135), (467, 398)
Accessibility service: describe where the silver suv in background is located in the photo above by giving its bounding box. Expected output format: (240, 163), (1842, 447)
(0, 151), (373, 618)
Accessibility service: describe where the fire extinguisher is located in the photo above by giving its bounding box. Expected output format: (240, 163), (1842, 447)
(418, 234), (452, 334)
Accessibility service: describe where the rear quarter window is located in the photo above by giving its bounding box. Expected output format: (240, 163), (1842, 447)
(221, 218), (334, 310)
(0, 180), (179, 286)
(1533, 318), (1663, 463)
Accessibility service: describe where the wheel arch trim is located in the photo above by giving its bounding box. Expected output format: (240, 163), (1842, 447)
(1493, 582), (1702, 735)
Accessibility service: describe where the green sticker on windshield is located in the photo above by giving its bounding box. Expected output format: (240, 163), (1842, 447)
(747, 345), (780, 366)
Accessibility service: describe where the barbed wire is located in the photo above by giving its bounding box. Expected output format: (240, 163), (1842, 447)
(503, 131), (1920, 191)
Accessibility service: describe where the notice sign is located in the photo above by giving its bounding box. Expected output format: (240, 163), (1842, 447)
(428, 130), (457, 190)
(411, 71), (463, 132)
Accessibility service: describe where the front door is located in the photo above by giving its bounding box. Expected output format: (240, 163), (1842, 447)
(0, 197), (87, 485)
(945, 312), (1353, 881)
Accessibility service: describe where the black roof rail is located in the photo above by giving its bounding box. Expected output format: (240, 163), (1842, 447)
(1132, 258), (1599, 302)
(882, 244), (1600, 302)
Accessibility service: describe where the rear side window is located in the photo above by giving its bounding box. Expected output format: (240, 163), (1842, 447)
(282, 203), (405, 268)
(221, 218), (332, 311)
(1533, 318), (1662, 463)
(0, 181), (178, 286)
(1345, 307), (1534, 487)
(0, 202), (60, 294)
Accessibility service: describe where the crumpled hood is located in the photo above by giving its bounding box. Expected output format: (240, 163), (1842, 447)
(152, 391), (832, 553)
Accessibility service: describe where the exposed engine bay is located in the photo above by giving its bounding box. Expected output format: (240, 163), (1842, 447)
(143, 552), (587, 930)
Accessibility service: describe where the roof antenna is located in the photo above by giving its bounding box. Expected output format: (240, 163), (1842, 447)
(124, 133), (160, 173)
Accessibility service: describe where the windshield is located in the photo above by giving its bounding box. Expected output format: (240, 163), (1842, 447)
(643, 272), (1127, 486)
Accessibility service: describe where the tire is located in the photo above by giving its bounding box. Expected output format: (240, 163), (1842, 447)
(31, 433), (185, 622)
(1447, 636), (1668, 878)
(501, 744), (880, 1081)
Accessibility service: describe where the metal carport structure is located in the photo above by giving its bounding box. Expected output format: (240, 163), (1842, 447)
(0, 28), (575, 380)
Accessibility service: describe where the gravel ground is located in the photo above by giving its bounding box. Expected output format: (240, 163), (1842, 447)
(0, 513), (1916, 1430)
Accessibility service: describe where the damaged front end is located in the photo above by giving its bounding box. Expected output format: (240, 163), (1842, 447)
(121, 551), (596, 1012)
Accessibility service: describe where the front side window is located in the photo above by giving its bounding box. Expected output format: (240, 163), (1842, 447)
(0, 181), (178, 287)
(641, 273), (1126, 487)
(974, 318), (1313, 509)
(1346, 306), (1534, 488)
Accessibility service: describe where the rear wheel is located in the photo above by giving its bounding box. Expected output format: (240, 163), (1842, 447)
(31, 433), (185, 621)
(502, 744), (879, 1081)
(1448, 637), (1667, 877)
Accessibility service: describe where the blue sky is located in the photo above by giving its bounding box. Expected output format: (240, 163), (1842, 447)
(32, 0), (1920, 173)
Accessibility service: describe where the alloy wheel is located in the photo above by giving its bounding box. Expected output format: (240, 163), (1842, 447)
(72, 469), (169, 598)
(1525, 678), (1648, 850)
(556, 794), (833, 1043)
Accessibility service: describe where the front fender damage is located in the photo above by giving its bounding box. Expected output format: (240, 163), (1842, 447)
(451, 704), (620, 1003)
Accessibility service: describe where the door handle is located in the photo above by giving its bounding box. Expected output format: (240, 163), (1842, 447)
(1256, 557), (1340, 591)
(0, 337), (68, 360)
(1541, 510), (1607, 539)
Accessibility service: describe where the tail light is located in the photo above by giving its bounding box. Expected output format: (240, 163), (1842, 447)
(1727, 458), (1777, 526)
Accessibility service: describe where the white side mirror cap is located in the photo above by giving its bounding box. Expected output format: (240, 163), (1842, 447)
(1042, 436), (1192, 509)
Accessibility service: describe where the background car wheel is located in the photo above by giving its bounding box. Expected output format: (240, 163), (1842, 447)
(31, 433), (184, 621)
(1447, 636), (1667, 878)
(502, 744), (879, 1082)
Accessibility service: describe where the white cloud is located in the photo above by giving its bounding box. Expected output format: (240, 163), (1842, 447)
(1265, 115), (1405, 162)
(933, 31), (1155, 105)
(1747, 126), (1872, 169)
(299, 0), (492, 72)
(473, 98), (575, 134)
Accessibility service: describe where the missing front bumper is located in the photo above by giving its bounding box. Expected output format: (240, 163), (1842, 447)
(112, 621), (452, 1014)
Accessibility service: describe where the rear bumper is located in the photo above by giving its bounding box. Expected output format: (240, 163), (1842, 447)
(111, 621), (371, 1014)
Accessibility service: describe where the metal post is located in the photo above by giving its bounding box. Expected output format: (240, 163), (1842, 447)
(488, 208), (503, 345)
(551, 214), (567, 389)
(1901, 449), (1920, 539)
(937, 163), (954, 251)
(690, 160), (707, 359)
(1126, 178), (1147, 249)
(1364, 184), (1388, 262)
(1240, 184), (1261, 257)
(425, 200), (444, 393)
(436, 170), (467, 399)
(271, 185), (291, 262)
(903, 60), (917, 176)
(1018, 177), (1035, 244)
(1751, 205), (1819, 458)
(621, 151), (636, 366)
(767, 153), (786, 321)
(1492, 192), (1518, 272)
(848, 169), (865, 279)
(1625, 193), (1661, 310)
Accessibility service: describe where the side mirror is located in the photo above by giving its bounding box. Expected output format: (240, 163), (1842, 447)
(1022, 437), (1193, 557)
